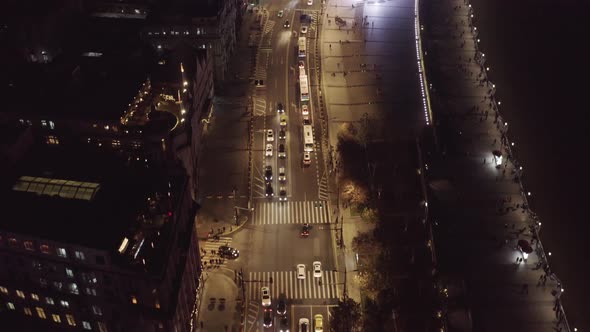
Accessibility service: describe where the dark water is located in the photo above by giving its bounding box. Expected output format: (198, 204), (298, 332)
(470, 0), (590, 329)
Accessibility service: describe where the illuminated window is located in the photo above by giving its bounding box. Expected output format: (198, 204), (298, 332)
(8, 238), (17, 247)
(46, 297), (54, 305)
(53, 281), (63, 291)
(66, 314), (76, 326)
(86, 272), (97, 283)
(46, 135), (60, 145)
(36, 307), (47, 319)
(31, 293), (39, 301)
(60, 300), (69, 308)
(16, 290), (25, 298)
(41, 120), (47, 127)
(40, 244), (50, 254)
(131, 295), (137, 304)
(40, 278), (48, 287)
(92, 305), (102, 316)
(0, 286), (7, 294)
(52, 313), (62, 323)
(69, 283), (79, 295)
(82, 321), (92, 330)
(85, 288), (97, 296)
(112, 140), (121, 148)
(24, 307), (32, 315)
(49, 121), (55, 129)
(154, 299), (160, 309)
(24, 241), (34, 251)
(7, 302), (15, 310)
(75, 251), (85, 260)
(57, 248), (67, 258)
(66, 268), (74, 278)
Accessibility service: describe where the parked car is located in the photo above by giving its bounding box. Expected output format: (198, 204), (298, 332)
(299, 318), (309, 332)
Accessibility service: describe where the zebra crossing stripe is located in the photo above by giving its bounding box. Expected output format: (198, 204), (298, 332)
(247, 270), (339, 300)
(252, 201), (331, 225)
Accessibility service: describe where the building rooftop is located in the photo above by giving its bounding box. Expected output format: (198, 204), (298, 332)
(147, 0), (223, 24)
(0, 139), (187, 274)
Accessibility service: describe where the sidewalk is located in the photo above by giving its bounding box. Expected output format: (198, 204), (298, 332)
(421, 0), (570, 331)
(195, 270), (241, 332)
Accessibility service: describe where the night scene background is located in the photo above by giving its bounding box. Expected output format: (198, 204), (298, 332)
(0, 0), (586, 331)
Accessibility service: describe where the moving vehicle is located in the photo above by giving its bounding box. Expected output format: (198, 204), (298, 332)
(297, 264), (306, 279)
(302, 104), (309, 115)
(279, 129), (286, 140)
(261, 287), (271, 307)
(301, 26), (308, 34)
(219, 246), (240, 259)
(266, 143), (273, 157)
(263, 308), (273, 327)
(303, 125), (314, 151)
(284, 20), (290, 28)
(298, 60), (305, 69)
(278, 167), (286, 181)
(280, 115), (287, 127)
(313, 261), (322, 278)
(278, 10), (284, 17)
(266, 129), (274, 142)
(264, 166), (273, 181)
(299, 318), (309, 332)
(277, 297), (287, 315)
(279, 187), (287, 201)
(299, 74), (309, 102)
(307, 0), (313, 5)
(265, 183), (274, 197)
(278, 144), (286, 158)
(279, 316), (290, 332)
(277, 102), (285, 113)
(300, 223), (310, 237)
(298, 37), (306, 58)
(303, 152), (311, 166)
(313, 314), (323, 332)
(303, 114), (311, 125)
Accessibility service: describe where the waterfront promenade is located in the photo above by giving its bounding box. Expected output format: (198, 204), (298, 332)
(420, 0), (571, 331)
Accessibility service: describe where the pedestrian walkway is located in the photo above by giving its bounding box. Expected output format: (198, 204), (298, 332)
(252, 200), (331, 225)
(247, 270), (339, 300)
(421, 0), (571, 331)
(199, 236), (234, 269)
(253, 97), (267, 116)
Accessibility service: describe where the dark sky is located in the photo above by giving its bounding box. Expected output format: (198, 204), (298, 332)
(471, 0), (589, 329)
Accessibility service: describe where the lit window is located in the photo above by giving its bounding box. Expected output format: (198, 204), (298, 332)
(31, 293), (39, 301)
(60, 300), (69, 308)
(46, 135), (60, 145)
(112, 140), (121, 148)
(8, 238), (17, 246)
(7, 302), (15, 310)
(49, 121), (55, 129)
(85, 288), (97, 296)
(24, 307), (32, 315)
(24, 241), (34, 251)
(41, 120), (47, 127)
(66, 268), (74, 278)
(0, 286), (7, 294)
(57, 248), (67, 258)
(16, 290), (25, 298)
(36, 307), (47, 319)
(40, 278), (48, 287)
(82, 321), (92, 330)
(66, 314), (76, 326)
(40, 244), (50, 254)
(75, 251), (85, 260)
(69, 283), (79, 295)
(46, 297), (54, 305)
(154, 300), (160, 309)
(92, 305), (102, 316)
(53, 281), (63, 291)
(98, 322), (108, 332)
(52, 313), (62, 323)
(131, 295), (137, 304)
(19, 119), (25, 124)
(86, 272), (97, 283)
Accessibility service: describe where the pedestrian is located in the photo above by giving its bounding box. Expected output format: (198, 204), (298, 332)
(223, 226), (226, 232)
(329, 44), (332, 49)
(327, 13), (329, 18)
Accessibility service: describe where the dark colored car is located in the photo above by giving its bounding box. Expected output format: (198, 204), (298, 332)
(279, 129), (286, 140)
(279, 316), (289, 332)
(277, 102), (285, 113)
(284, 20), (290, 28)
(278, 144), (286, 158)
(277, 298), (287, 315)
(265, 183), (274, 197)
(263, 308), (273, 327)
(218, 246), (239, 259)
(264, 165), (273, 181)
(300, 223), (310, 237)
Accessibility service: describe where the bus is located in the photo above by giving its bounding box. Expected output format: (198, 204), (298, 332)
(298, 37), (306, 58)
(303, 124), (314, 151)
(299, 75), (309, 102)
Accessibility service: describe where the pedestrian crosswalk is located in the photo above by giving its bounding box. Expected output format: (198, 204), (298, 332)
(247, 270), (339, 300)
(199, 236), (233, 269)
(319, 174), (329, 201)
(252, 200), (331, 225)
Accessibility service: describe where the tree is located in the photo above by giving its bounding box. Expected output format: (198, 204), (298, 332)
(329, 298), (362, 332)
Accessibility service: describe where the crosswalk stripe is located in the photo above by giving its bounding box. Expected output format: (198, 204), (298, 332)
(252, 201), (330, 225)
(247, 271), (339, 300)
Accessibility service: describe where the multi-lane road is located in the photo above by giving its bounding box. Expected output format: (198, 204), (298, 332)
(244, 0), (337, 330)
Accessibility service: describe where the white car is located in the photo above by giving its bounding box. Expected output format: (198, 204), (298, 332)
(261, 287), (271, 307)
(299, 318), (310, 332)
(266, 129), (274, 142)
(307, 0), (313, 5)
(278, 167), (286, 182)
(297, 264), (306, 279)
(265, 143), (273, 157)
(313, 261), (322, 278)
(301, 26), (308, 34)
(303, 152), (311, 166)
(301, 104), (309, 115)
(278, 10), (284, 17)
